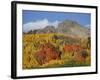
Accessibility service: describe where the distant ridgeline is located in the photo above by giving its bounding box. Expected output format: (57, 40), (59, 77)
(24, 20), (90, 38)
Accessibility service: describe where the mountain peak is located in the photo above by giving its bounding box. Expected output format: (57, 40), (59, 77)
(57, 20), (90, 38)
(26, 19), (90, 38)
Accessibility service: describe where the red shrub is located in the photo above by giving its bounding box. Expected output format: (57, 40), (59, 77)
(35, 43), (61, 65)
(63, 44), (82, 53)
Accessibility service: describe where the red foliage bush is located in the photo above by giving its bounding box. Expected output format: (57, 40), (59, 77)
(63, 44), (88, 63)
(35, 43), (61, 65)
(63, 44), (82, 53)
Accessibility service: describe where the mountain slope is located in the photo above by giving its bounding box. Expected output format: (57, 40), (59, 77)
(56, 20), (90, 38)
(26, 20), (90, 38)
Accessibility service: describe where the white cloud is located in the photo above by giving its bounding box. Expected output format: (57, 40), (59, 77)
(23, 19), (59, 32)
(85, 24), (90, 28)
(51, 20), (59, 28)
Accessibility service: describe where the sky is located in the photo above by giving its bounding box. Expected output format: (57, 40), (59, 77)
(22, 10), (91, 32)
